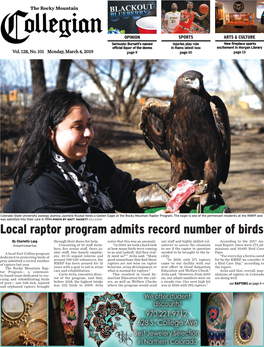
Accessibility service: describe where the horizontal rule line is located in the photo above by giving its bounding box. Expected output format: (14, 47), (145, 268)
(108, 40), (157, 42)
(216, 40), (264, 42)
(162, 40), (211, 42)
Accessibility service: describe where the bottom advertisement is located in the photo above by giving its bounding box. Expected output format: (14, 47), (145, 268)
(1, 291), (263, 346)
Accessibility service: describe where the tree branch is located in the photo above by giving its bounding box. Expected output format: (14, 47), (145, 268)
(232, 59), (264, 105)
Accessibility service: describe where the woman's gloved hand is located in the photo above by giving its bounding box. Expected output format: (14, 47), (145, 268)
(135, 183), (170, 208)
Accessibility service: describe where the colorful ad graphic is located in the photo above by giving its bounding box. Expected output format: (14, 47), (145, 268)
(84, 292), (200, 346)
(108, 1), (157, 34)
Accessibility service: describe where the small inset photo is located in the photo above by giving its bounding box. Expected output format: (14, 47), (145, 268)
(49, 293), (84, 346)
(201, 292), (232, 346)
(161, 1), (210, 34)
(108, 1), (157, 34)
(233, 292), (263, 346)
(84, 292), (137, 346)
(1, 293), (47, 346)
(215, 0), (264, 33)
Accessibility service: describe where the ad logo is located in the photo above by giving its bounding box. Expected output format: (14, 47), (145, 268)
(233, 1), (244, 12)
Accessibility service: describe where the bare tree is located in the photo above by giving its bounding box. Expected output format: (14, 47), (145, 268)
(30, 59), (73, 100)
(233, 59), (264, 110)
(56, 60), (72, 89)
(72, 59), (162, 121)
(30, 60), (47, 100)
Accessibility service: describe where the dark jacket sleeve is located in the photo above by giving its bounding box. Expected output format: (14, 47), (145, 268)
(4, 147), (151, 214)
(3, 170), (88, 213)
(88, 146), (150, 213)
(108, 167), (150, 213)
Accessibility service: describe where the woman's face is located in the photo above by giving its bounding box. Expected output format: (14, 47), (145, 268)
(49, 104), (94, 165)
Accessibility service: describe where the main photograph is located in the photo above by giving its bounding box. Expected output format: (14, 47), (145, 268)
(1, 59), (263, 213)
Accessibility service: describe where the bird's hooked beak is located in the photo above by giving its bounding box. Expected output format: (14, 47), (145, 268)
(187, 78), (200, 92)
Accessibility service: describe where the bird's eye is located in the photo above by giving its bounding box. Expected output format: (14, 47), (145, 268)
(184, 77), (190, 82)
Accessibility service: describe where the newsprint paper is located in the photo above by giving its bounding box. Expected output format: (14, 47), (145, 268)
(0, 0), (264, 346)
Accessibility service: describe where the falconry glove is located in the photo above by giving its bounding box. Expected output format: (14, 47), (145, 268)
(136, 183), (171, 208)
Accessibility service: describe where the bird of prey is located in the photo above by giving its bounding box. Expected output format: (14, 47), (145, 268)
(139, 70), (231, 206)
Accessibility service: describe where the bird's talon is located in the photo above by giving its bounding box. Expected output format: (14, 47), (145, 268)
(197, 202), (202, 213)
(202, 183), (208, 194)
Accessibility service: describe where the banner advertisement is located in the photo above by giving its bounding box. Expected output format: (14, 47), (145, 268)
(0, 0), (263, 346)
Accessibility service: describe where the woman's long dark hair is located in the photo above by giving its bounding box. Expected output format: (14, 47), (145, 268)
(11, 89), (91, 185)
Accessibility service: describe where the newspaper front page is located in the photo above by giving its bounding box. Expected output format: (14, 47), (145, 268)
(0, 0), (263, 346)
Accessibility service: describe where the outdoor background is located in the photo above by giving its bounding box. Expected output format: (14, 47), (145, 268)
(1, 59), (263, 213)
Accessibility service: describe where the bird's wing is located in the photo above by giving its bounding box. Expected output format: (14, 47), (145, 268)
(210, 95), (231, 183)
(139, 98), (170, 162)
